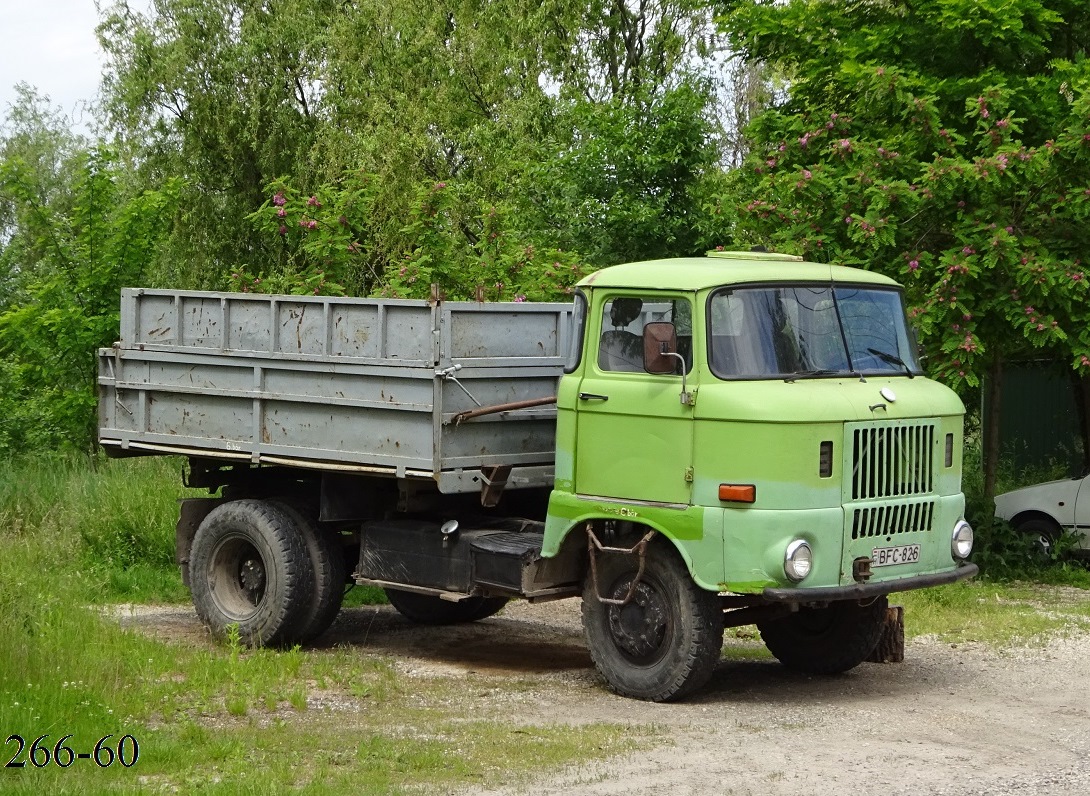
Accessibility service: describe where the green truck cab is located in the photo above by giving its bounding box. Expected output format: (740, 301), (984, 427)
(543, 251), (976, 698)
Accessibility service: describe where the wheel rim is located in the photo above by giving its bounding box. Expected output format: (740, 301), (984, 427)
(1033, 533), (1055, 558)
(605, 575), (673, 664)
(208, 534), (268, 621)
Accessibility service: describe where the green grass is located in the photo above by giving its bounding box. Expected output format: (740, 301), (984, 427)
(899, 579), (1090, 645)
(0, 454), (187, 604)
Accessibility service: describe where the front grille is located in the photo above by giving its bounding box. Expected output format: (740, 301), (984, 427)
(850, 421), (935, 500)
(851, 499), (936, 539)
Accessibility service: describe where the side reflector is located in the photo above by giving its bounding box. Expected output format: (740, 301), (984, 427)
(719, 484), (756, 503)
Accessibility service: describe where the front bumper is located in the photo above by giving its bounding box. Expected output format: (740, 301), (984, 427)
(761, 562), (978, 602)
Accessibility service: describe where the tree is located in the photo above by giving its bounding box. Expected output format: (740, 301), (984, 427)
(717, 0), (1090, 502)
(0, 86), (89, 308)
(0, 142), (180, 453)
(98, 0), (330, 286)
(98, 0), (732, 296)
(513, 82), (721, 266)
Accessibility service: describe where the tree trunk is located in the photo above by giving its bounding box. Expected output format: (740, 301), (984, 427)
(982, 354), (1003, 512)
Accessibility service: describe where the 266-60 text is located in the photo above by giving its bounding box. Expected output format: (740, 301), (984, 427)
(5, 734), (139, 768)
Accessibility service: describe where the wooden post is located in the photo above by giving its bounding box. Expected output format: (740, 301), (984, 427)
(866, 604), (905, 663)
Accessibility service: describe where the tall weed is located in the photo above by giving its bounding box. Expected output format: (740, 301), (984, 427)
(0, 454), (188, 602)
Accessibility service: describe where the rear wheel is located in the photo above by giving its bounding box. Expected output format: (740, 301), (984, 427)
(758, 597), (887, 674)
(384, 589), (509, 624)
(189, 500), (314, 647)
(581, 543), (723, 702)
(271, 501), (346, 642)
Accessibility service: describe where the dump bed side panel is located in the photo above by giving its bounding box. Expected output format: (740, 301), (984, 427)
(98, 290), (571, 492)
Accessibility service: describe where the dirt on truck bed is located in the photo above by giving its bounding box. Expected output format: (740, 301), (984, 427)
(115, 598), (1090, 796)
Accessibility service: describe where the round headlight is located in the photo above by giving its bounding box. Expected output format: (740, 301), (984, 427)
(784, 539), (813, 582)
(951, 520), (974, 560)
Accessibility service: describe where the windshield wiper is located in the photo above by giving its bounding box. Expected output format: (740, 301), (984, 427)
(784, 369), (840, 382)
(866, 347), (915, 378)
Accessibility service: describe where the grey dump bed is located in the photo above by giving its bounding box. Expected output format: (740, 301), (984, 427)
(98, 289), (572, 493)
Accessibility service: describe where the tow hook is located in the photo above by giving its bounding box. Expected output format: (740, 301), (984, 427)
(853, 556), (873, 583)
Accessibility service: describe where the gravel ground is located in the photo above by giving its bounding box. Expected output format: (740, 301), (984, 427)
(115, 597), (1090, 796)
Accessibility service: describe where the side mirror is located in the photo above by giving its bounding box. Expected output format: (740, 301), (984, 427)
(643, 322), (678, 374)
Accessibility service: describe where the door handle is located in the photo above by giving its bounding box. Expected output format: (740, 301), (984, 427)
(579, 392), (609, 401)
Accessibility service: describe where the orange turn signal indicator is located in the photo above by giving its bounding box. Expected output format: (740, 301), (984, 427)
(718, 484), (756, 503)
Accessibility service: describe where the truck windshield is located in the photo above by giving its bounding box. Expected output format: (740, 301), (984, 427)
(707, 284), (921, 380)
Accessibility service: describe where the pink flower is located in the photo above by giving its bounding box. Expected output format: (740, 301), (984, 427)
(278, 226), (287, 236)
(514, 295), (527, 302)
(802, 169), (812, 180)
(272, 192), (286, 206)
(306, 195), (321, 208)
(908, 260), (919, 271)
(276, 207), (286, 218)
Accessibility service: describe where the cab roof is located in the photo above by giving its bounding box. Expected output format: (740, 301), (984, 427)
(577, 251), (901, 292)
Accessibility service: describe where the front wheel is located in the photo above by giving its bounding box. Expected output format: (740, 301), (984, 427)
(581, 543), (724, 702)
(757, 597), (887, 674)
(1013, 516), (1061, 561)
(384, 589), (509, 624)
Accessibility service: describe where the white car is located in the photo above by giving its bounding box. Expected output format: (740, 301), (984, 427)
(994, 475), (1090, 557)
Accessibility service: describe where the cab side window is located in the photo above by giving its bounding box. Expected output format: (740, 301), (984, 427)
(596, 297), (692, 373)
(597, 297), (645, 372)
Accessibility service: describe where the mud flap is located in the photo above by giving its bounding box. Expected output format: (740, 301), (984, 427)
(866, 604), (905, 664)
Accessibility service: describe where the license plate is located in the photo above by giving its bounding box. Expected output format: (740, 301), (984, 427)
(871, 544), (921, 567)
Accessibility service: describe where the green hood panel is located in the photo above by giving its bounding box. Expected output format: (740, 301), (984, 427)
(693, 375), (964, 425)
